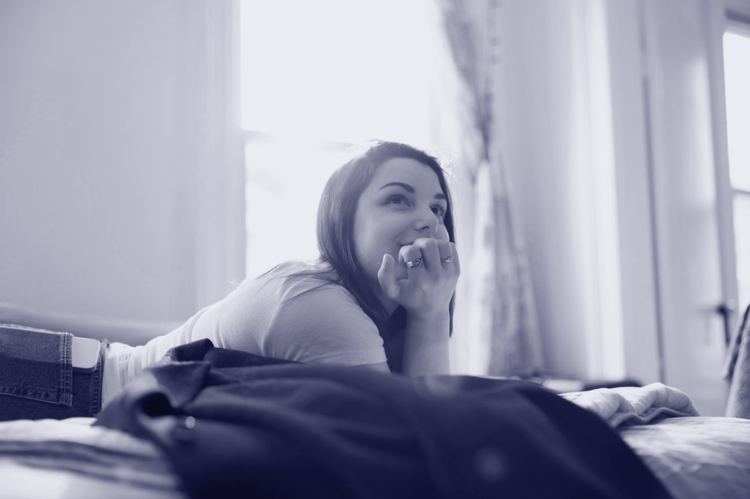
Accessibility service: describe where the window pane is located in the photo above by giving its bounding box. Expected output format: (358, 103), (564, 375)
(735, 194), (750, 310)
(723, 31), (750, 191)
(240, 0), (434, 147)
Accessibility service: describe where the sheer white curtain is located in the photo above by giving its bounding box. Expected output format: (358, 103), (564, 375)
(433, 0), (543, 377)
(434, 0), (641, 381)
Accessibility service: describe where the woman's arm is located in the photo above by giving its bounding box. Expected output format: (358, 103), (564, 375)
(401, 313), (451, 376)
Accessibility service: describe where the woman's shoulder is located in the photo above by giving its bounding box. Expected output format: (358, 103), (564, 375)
(280, 260), (365, 308)
(272, 259), (336, 277)
(225, 260), (352, 311)
(240, 260), (371, 322)
(249, 259), (341, 293)
(258, 262), (384, 365)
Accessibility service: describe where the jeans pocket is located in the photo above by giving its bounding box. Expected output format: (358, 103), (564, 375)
(0, 324), (73, 407)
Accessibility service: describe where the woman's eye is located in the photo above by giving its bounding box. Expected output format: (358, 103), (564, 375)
(431, 205), (446, 217)
(386, 195), (408, 206)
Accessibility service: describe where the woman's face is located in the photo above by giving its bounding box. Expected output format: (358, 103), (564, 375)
(353, 157), (450, 286)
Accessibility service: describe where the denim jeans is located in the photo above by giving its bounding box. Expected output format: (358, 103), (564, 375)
(0, 324), (105, 421)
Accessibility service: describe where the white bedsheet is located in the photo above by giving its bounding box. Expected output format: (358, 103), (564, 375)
(620, 416), (750, 499)
(0, 418), (183, 499)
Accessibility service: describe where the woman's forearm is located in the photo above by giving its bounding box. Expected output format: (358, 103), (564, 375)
(401, 312), (451, 376)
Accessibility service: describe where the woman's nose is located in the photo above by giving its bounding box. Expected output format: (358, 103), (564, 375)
(415, 208), (439, 234)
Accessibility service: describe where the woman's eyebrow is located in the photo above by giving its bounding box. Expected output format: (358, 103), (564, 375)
(379, 182), (446, 201)
(379, 182), (415, 193)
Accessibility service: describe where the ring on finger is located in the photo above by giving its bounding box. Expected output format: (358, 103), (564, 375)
(406, 258), (424, 269)
(441, 255), (454, 264)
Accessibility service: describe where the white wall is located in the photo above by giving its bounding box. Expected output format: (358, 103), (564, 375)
(0, 0), (243, 323)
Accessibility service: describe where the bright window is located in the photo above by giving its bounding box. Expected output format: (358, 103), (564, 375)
(724, 28), (750, 309)
(240, 0), (437, 278)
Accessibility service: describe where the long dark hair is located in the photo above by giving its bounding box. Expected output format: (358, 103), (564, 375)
(316, 141), (456, 371)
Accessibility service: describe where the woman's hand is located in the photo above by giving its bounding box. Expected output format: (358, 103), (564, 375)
(376, 238), (458, 376)
(376, 238), (460, 321)
(376, 238), (459, 376)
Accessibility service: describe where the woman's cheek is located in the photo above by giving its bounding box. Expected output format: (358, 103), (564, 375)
(435, 224), (450, 242)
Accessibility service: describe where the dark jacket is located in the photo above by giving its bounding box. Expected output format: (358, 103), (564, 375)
(96, 339), (671, 499)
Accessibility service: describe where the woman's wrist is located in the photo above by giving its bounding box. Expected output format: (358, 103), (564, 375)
(401, 310), (451, 376)
(404, 310), (450, 338)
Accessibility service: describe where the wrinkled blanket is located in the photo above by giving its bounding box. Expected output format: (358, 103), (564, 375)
(560, 383), (699, 427)
(96, 339), (672, 499)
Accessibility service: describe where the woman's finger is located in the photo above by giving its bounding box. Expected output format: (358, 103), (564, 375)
(377, 253), (399, 299)
(413, 238), (441, 269)
(399, 245), (423, 270)
(449, 242), (461, 275)
(436, 240), (453, 266)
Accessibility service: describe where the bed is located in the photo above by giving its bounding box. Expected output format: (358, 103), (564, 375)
(0, 417), (182, 499)
(1, 302), (750, 499)
(2, 415), (749, 499)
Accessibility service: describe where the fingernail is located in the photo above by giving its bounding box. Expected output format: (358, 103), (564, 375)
(382, 254), (390, 267)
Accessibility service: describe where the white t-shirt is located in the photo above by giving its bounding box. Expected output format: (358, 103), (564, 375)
(102, 260), (387, 405)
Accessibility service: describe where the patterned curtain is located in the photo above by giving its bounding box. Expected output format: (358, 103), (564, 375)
(433, 0), (542, 376)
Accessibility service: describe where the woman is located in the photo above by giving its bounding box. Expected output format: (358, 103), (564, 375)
(1, 140), (700, 431)
(1, 140), (461, 418)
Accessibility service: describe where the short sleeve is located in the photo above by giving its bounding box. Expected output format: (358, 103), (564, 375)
(262, 283), (387, 366)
